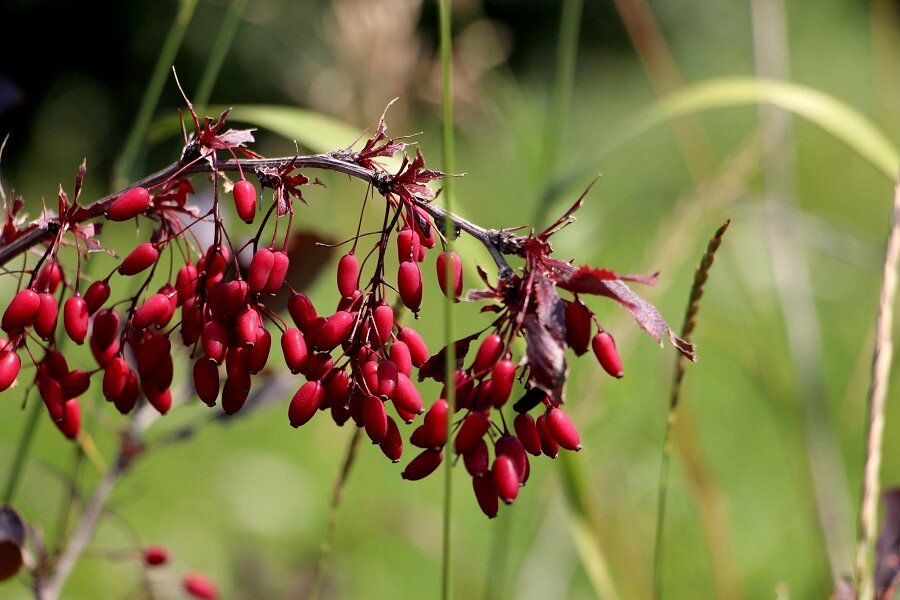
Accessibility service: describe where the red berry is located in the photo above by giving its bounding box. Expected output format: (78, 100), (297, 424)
(84, 280), (111, 315)
(390, 372), (423, 415)
(63, 295), (89, 344)
(463, 438), (489, 477)
(536, 413), (559, 459)
(44, 350), (68, 379)
(143, 545), (168, 567)
(436, 251), (463, 300)
(397, 327), (429, 367)
(183, 573), (219, 600)
(175, 264), (198, 305)
(514, 414), (542, 456)
(473, 475), (499, 518)
(401, 448), (443, 481)
(372, 303), (393, 347)
(201, 321), (228, 364)
(2, 289), (40, 332)
(379, 415), (403, 462)
(421, 399), (449, 447)
(247, 328), (271, 374)
(455, 411), (491, 454)
(472, 334), (503, 374)
(362, 394), (388, 443)
(337, 253), (359, 297)
(91, 309), (121, 349)
(232, 179), (257, 223)
(193, 359), (220, 406)
(132, 294), (169, 329)
(38, 376), (64, 422)
(315, 311), (355, 351)
(35, 260), (62, 293)
(281, 328), (308, 374)
(412, 207), (436, 248)
(248, 248), (275, 294)
(323, 369), (351, 408)
(145, 385), (172, 415)
(113, 371), (139, 414)
(495, 435), (528, 484)
(303, 352), (334, 381)
(119, 242), (159, 276)
(490, 359), (516, 407)
(592, 331), (623, 378)
(264, 251), (289, 294)
(493, 455), (520, 504)
(287, 292), (317, 331)
(222, 377), (250, 415)
(289, 381), (323, 427)
(135, 334), (171, 377)
(60, 370), (90, 399)
(225, 345), (251, 383)
(103, 357), (131, 400)
(546, 407), (582, 451)
(397, 261), (422, 311)
(564, 300), (593, 356)
(33, 293), (58, 340)
(236, 306), (263, 346)
(55, 399), (81, 440)
(107, 186), (151, 221)
(377, 360), (399, 397)
(397, 228), (420, 262)
(0, 351), (21, 392)
(389, 342), (412, 376)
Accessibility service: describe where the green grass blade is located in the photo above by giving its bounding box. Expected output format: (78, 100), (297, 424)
(548, 77), (900, 203)
(113, 0), (199, 187)
(194, 0), (248, 111)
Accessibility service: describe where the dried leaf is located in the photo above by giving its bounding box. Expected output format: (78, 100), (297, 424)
(418, 332), (482, 382)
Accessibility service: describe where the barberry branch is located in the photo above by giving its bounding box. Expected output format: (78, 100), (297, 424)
(0, 153), (519, 279)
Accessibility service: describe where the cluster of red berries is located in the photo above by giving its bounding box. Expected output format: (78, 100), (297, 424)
(141, 545), (218, 599)
(0, 107), (692, 523)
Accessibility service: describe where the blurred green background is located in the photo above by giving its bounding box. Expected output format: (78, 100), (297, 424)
(0, 0), (898, 598)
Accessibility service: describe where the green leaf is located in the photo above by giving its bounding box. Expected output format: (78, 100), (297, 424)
(548, 77), (900, 203)
(220, 105), (364, 154)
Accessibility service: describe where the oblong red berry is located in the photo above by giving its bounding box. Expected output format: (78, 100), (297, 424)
(421, 399), (449, 448)
(55, 398), (81, 440)
(200, 320), (228, 364)
(92, 309), (120, 349)
(372, 303), (393, 347)
(473, 474), (499, 518)
(454, 410), (491, 454)
(592, 331), (623, 378)
(495, 435), (528, 484)
(315, 311), (354, 351)
(84, 280), (111, 315)
(472, 334), (503, 375)
(145, 384), (172, 415)
(397, 227), (420, 262)
(63, 295), (89, 344)
(0, 351), (21, 392)
(248, 328), (271, 374)
(536, 413), (559, 459)
(281, 328), (308, 374)
(264, 251), (289, 294)
(236, 306), (263, 346)
(514, 413), (542, 456)
(38, 376), (64, 422)
(323, 369), (351, 408)
(103, 357), (131, 400)
(232, 179), (257, 223)
(107, 186), (151, 221)
(397, 327), (429, 367)
(289, 381), (323, 427)
(135, 334), (171, 377)
(377, 360), (398, 398)
(302, 352), (334, 381)
(143, 546), (169, 567)
(175, 264), (198, 305)
(248, 248), (275, 294)
(389, 341), (412, 376)
(362, 395), (388, 443)
(183, 573), (218, 600)
(397, 261), (422, 311)
(113, 371), (139, 414)
(436, 251), (463, 300)
(391, 372), (423, 415)
(490, 359), (516, 407)
(33, 293), (58, 340)
(36, 260), (62, 293)
(337, 253), (359, 298)
(60, 370), (90, 399)
(401, 448), (443, 481)
(493, 455), (520, 504)
(546, 407), (582, 451)
(132, 294), (169, 329)
(200, 245), (230, 279)
(222, 377), (250, 415)
(193, 358), (220, 406)
(379, 415), (403, 462)
(564, 300), (593, 356)
(2, 289), (40, 332)
(463, 438), (489, 477)
(288, 292), (317, 331)
(44, 350), (68, 379)
(119, 243), (159, 276)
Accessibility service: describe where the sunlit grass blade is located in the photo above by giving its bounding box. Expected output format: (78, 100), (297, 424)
(113, 0), (199, 187)
(653, 219), (731, 598)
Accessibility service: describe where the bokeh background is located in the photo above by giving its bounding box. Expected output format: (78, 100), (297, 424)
(0, 0), (899, 598)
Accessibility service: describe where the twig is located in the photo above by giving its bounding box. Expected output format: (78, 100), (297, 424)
(653, 219), (730, 599)
(308, 428), (362, 600)
(854, 182), (900, 600)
